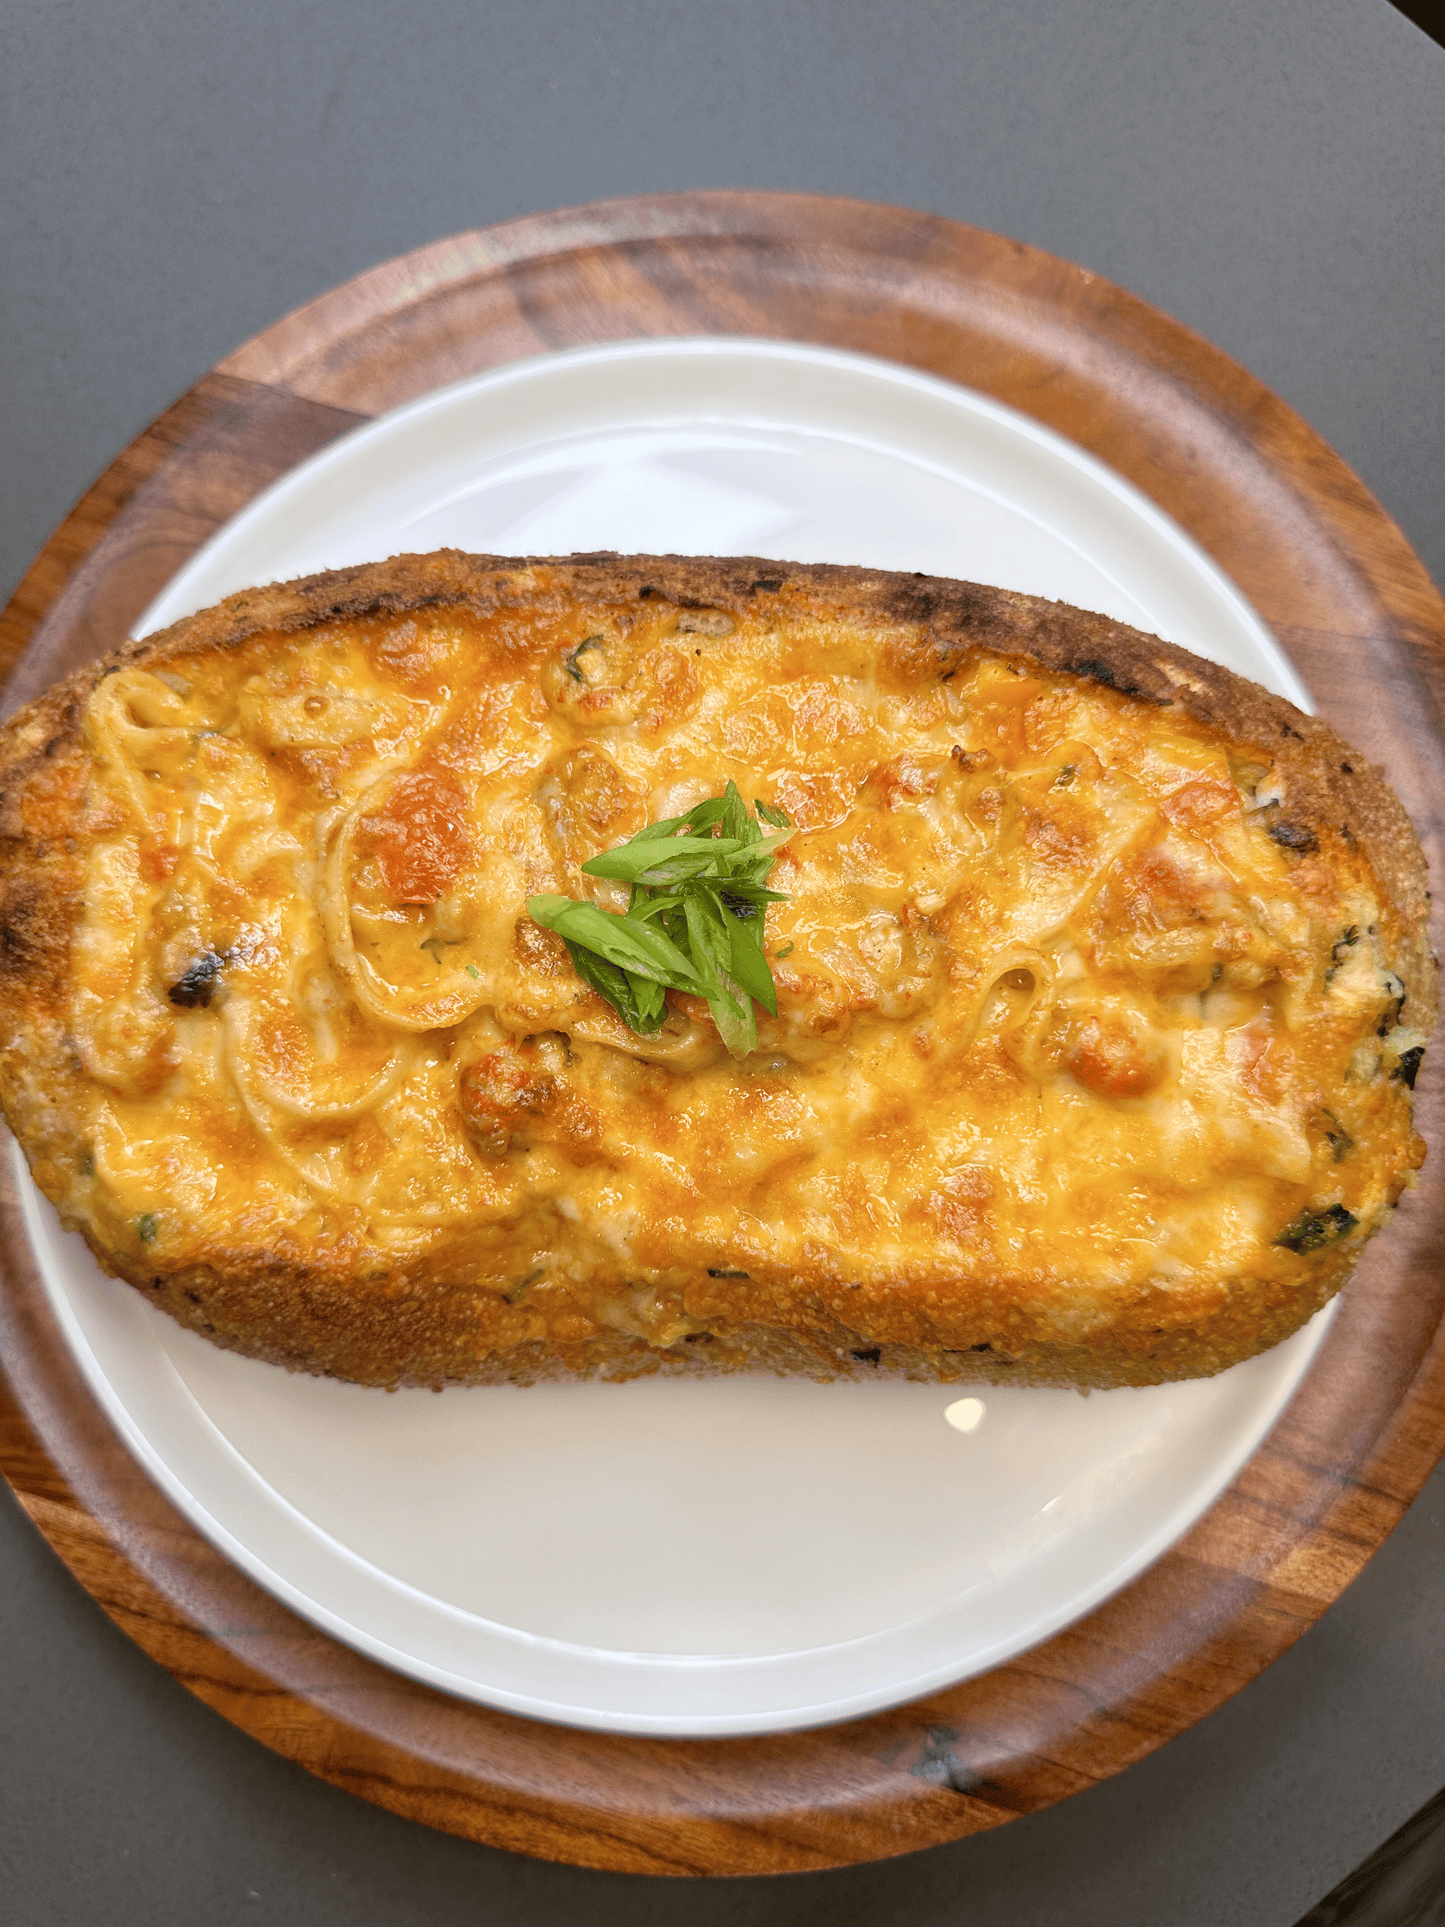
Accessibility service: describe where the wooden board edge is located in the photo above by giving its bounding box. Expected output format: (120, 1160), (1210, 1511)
(1, 193), (1444, 1874)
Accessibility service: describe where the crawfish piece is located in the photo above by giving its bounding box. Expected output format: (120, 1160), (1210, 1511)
(1063, 1013), (1166, 1098)
(458, 1035), (565, 1155)
(361, 766), (471, 905)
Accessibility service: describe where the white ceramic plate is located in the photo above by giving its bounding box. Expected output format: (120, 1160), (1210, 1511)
(17, 338), (1330, 1736)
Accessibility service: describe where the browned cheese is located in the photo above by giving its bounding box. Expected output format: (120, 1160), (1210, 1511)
(0, 553), (1431, 1389)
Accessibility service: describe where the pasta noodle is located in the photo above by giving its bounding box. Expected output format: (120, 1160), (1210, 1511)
(0, 552), (1430, 1390)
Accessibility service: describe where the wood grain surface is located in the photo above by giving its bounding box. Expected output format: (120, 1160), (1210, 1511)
(1, 191), (1443, 1877)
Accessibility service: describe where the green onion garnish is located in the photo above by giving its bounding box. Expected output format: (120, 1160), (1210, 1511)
(527, 783), (793, 1059)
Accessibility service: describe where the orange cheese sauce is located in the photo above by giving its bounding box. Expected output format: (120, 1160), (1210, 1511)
(64, 592), (1424, 1356)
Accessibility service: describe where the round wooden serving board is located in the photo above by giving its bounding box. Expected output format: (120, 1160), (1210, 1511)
(2, 192), (1444, 1877)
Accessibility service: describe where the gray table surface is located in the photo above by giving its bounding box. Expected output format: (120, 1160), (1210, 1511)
(2, 3), (1442, 1921)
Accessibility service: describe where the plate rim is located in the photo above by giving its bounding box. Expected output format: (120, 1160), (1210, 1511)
(8, 326), (1339, 1731)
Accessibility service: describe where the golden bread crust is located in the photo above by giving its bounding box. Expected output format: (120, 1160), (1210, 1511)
(0, 551), (1432, 1391)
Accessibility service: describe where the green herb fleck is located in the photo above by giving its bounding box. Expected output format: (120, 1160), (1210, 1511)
(1394, 1045), (1425, 1089)
(562, 635), (605, 682)
(1325, 925), (1361, 984)
(465, 964), (480, 979)
(137, 1213), (158, 1244)
(527, 782), (793, 1058)
(420, 935), (464, 969)
(774, 943), (794, 960)
(1277, 1204), (1357, 1253)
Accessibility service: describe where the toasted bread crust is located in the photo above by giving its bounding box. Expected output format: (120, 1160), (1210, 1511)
(0, 552), (1433, 1391)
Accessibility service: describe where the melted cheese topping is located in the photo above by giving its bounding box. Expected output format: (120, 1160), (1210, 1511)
(64, 594), (1422, 1360)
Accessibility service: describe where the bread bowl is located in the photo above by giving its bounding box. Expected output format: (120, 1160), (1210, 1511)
(0, 550), (1431, 1389)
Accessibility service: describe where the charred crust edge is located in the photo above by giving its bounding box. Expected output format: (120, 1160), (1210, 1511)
(0, 548), (1432, 1036)
(0, 546), (1432, 1032)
